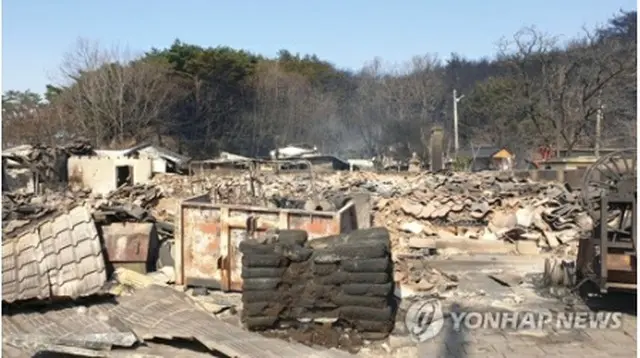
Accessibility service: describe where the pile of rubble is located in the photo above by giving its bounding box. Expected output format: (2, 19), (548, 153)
(376, 173), (592, 254)
(3, 138), (94, 185)
(153, 171), (591, 254)
(2, 183), (171, 240)
(4, 169), (588, 256)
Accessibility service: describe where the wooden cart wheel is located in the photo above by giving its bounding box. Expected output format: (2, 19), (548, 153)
(580, 149), (636, 224)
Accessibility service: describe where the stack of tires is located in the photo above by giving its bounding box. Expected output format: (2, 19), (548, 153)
(310, 227), (395, 339)
(239, 230), (311, 330)
(239, 227), (395, 340)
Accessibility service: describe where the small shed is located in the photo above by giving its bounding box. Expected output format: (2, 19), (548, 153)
(458, 146), (515, 172)
(69, 144), (191, 195)
(267, 155), (350, 172)
(94, 143), (191, 174)
(2, 145), (44, 193)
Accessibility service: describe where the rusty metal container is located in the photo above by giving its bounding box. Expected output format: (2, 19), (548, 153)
(101, 222), (159, 274)
(175, 194), (359, 291)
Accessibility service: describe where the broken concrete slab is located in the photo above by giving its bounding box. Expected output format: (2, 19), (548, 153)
(408, 237), (436, 249)
(516, 240), (540, 255)
(435, 237), (516, 254)
(400, 221), (424, 234)
(387, 335), (414, 350)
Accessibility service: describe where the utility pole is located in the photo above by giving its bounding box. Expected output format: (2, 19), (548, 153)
(453, 89), (464, 156)
(595, 92), (603, 157)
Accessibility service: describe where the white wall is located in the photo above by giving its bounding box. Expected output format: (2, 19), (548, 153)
(68, 156), (153, 195)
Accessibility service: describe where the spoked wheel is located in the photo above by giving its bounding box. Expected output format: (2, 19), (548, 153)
(580, 149), (637, 227)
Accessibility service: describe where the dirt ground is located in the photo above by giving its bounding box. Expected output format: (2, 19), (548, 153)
(235, 253), (637, 357)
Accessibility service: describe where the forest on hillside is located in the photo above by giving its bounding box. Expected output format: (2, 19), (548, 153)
(2, 10), (636, 162)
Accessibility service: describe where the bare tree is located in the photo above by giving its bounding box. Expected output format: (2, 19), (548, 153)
(383, 55), (445, 157)
(499, 27), (635, 155)
(53, 38), (179, 147)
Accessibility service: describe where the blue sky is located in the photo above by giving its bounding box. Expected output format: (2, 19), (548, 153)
(2, 0), (636, 94)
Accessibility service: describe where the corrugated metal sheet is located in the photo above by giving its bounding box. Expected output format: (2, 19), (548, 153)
(112, 285), (353, 358)
(2, 205), (108, 302)
(3, 298), (137, 356)
(3, 285), (353, 358)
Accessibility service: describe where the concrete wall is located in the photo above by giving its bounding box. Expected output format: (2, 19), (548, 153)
(512, 168), (587, 189)
(68, 156), (153, 195)
(151, 158), (167, 173)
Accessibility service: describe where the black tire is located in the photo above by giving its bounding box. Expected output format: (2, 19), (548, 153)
(276, 246), (313, 262)
(312, 252), (343, 264)
(309, 228), (390, 249)
(239, 241), (278, 254)
(297, 297), (339, 309)
(243, 302), (285, 317)
(341, 283), (394, 296)
(343, 227), (390, 245)
(306, 309), (340, 320)
(242, 302), (270, 316)
(341, 258), (390, 272)
(305, 282), (339, 297)
(312, 263), (338, 276)
(352, 320), (394, 333)
(330, 242), (389, 258)
(277, 230), (308, 246)
(242, 254), (288, 268)
(315, 271), (349, 285)
(242, 290), (283, 303)
(332, 293), (388, 308)
(242, 278), (281, 291)
(243, 316), (278, 330)
(312, 243), (388, 263)
(340, 306), (393, 321)
(241, 267), (286, 279)
(344, 272), (390, 284)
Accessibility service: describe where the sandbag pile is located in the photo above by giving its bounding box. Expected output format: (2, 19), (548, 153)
(239, 228), (396, 340)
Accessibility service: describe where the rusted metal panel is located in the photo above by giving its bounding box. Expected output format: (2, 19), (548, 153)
(178, 197), (349, 291)
(605, 252), (635, 271)
(101, 222), (157, 274)
(2, 205), (108, 303)
(181, 204), (225, 288)
(606, 252), (637, 287)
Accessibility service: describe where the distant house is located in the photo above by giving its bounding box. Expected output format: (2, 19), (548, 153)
(69, 143), (191, 195)
(189, 152), (254, 173)
(93, 143), (191, 174)
(347, 159), (375, 171)
(269, 144), (318, 159)
(457, 146), (515, 172)
(2, 145), (69, 193)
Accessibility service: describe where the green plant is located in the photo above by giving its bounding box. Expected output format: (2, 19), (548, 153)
(451, 156), (472, 171)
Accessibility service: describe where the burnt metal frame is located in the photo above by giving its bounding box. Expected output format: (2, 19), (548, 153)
(595, 193), (637, 293)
